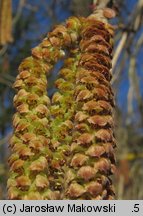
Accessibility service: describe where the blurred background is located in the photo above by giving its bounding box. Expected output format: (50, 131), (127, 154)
(0, 0), (143, 199)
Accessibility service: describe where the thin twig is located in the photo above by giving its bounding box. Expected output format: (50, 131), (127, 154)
(112, 32), (128, 72)
(13, 0), (25, 26)
(112, 0), (143, 74)
(0, 44), (8, 56)
(126, 57), (135, 124)
(2, 73), (15, 82)
(93, 0), (110, 9)
(0, 133), (12, 146)
(111, 51), (127, 85)
(117, 175), (124, 200)
(0, 77), (12, 87)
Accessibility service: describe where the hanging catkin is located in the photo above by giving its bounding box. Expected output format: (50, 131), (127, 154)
(8, 7), (116, 200)
(0, 0), (13, 45)
(8, 17), (83, 200)
(49, 46), (80, 199)
(65, 17), (116, 200)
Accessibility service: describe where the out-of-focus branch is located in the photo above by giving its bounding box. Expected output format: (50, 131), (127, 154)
(13, 0), (25, 26)
(127, 41), (143, 125)
(24, 3), (38, 12)
(135, 34), (143, 55)
(112, 0), (143, 75)
(131, 34), (143, 123)
(127, 57), (135, 124)
(112, 32), (128, 72)
(93, 0), (110, 9)
(70, 0), (92, 16)
(0, 133), (11, 146)
(0, 45), (8, 56)
(0, 77), (12, 87)
(111, 51), (127, 86)
(2, 73), (15, 82)
(133, 0), (143, 31)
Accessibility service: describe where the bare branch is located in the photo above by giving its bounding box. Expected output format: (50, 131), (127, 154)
(93, 0), (110, 9)
(0, 133), (11, 146)
(112, 32), (128, 72)
(13, 0), (26, 26)
(0, 45), (8, 56)
(111, 51), (127, 85)
(0, 77), (12, 87)
(127, 57), (135, 123)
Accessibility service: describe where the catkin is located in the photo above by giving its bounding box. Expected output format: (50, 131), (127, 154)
(65, 18), (116, 200)
(8, 11), (116, 200)
(8, 17), (83, 200)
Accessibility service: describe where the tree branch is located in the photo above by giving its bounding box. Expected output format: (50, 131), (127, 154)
(112, 32), (128, 72)
(93, 0), (110, 9)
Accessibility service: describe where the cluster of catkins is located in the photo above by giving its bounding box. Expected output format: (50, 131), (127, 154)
(8, 12), (116, 200)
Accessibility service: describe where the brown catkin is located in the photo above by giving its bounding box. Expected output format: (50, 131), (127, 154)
(65, 18), (116, 200)
(8, 11), (116, 200)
